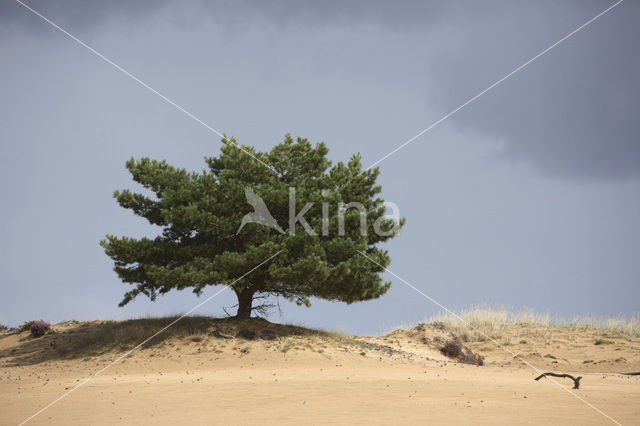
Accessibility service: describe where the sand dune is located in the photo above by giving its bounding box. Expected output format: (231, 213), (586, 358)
(1, 318), (639, 425)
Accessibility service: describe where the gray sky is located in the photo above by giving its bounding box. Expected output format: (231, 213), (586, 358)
(1, 0), (638, 334)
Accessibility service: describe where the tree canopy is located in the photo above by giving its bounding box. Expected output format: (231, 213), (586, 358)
(101, 135), (405, 318)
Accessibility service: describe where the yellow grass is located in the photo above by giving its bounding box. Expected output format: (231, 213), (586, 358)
(426, 305), (640, 342)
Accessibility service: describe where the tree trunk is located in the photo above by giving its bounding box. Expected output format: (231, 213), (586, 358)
(235, 290), (254, 319)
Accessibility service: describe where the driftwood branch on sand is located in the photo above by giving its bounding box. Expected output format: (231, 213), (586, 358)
(535, 373), (582, 389)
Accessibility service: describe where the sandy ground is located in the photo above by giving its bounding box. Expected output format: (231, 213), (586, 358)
(1, 321), (639, 425)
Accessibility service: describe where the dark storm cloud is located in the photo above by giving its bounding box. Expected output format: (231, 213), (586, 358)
(1, 0), (449, 32)
(0, 0), (173, 33)
(427, 1), (640, 180)
(1, 0), (637, 180)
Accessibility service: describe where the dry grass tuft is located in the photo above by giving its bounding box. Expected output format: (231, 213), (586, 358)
(426, 306), (639, 342)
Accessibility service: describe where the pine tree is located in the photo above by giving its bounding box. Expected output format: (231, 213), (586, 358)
(101, 135), (405, 318)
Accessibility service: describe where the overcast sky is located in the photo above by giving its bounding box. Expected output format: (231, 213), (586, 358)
(1, 0), (638, 334)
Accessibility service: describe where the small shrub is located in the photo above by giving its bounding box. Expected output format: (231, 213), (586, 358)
(440, 338), (484, 366)
(238, 329), (258, 340)
(30, 321), (51, 337)
(238, 328), (278, 340)
(441, 339), (463, 358)
(20, 320), (36, 332)
(595, 339), (613, 345)
(259, 329), (277, 340)
(0, 324), (7, 332)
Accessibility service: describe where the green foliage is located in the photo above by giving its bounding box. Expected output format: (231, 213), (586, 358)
(20, 320), (37, 332)
(101, 135), (405, 317)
